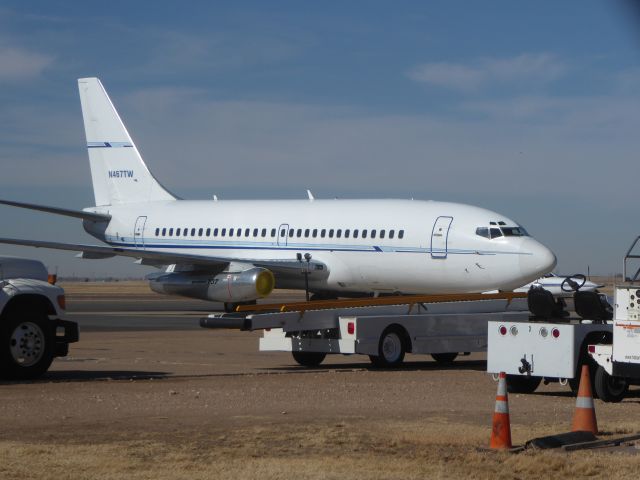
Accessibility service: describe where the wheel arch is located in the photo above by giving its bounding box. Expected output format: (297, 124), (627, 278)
(1, 294), (56, 320)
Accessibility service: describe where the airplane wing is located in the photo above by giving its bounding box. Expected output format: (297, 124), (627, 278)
(0, 237), (328, 276)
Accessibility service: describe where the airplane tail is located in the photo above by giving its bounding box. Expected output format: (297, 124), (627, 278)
(78, 77), (176, 206)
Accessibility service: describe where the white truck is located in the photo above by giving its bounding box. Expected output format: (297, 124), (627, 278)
(487, 241), (640, 401)
(201, 292), (530, 367)
(0, 256), (78, 380)
(587, 237), (640, 402)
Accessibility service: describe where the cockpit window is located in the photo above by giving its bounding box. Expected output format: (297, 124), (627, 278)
(477, 224), (529, 239)
(490, 228), (503, 239)
(475, 227), (490, 239)
(501, 227), (528, 237)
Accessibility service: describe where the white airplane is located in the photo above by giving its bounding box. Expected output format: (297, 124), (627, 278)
(0, 78), (556, 310)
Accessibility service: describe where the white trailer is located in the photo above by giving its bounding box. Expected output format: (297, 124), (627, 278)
(201, 293), (530, 367)
(487, 318), (611, 394)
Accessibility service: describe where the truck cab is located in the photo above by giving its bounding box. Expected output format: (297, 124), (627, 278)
(0, 256), (78, 379)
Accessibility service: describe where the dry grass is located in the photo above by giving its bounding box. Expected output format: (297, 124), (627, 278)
(2, 420), (640, 480)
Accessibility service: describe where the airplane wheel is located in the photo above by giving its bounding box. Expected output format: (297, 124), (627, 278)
(292, 351), (326, 367)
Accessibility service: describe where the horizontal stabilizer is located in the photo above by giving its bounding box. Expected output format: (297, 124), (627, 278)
(0, 199), (111, 222)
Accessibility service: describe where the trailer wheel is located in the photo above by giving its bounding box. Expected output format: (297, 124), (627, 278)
(291, 351), (326, 367)
(506, 375), (541, 394)
(370, 328), (406, 368)
(431, 353), (458, 364)
(593, 365), (628, 403)
(0, 308), (54, 380)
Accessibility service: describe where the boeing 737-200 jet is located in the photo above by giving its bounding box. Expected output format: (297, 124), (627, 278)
(0, 78), (556, 310)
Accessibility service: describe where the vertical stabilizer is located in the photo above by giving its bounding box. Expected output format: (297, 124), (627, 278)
(78, 77), (176, 206)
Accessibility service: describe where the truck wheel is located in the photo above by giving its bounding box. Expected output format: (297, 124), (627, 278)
(506, 375), (541, 394)
(369, 328), (405, 368)
(291, 351), (326, 367)
(0, 310), (54, 380)
(593, 365), (628, 403)
(431, 353), (458, 364)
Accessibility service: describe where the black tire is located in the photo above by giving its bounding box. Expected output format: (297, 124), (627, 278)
(431, 353), (458, 364)
(0, 309), (54, 380)
(593, 365), (628, 403)
(291, 351), (326, 367)
(506, 375), (542, 394)
(369, 328), (406, 368)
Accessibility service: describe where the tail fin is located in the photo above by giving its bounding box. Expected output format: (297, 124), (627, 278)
(78, 77), (176, 206)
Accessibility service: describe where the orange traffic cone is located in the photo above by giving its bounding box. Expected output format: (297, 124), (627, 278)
(571, 365), (598, 434)
(490, 372), (512, 449)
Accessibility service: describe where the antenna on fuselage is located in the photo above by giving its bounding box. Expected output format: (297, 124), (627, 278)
(213, 195), (218, 201)
(307, 189), (314, 201)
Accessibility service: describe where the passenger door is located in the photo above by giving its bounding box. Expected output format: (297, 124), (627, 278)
(430, 216), (453, 259)
(134, 216), (147, 249)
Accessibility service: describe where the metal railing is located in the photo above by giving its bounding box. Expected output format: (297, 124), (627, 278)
(623, 236), (640, 282)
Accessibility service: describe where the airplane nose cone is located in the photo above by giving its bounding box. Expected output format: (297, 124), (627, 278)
(519, 238), (557, 280)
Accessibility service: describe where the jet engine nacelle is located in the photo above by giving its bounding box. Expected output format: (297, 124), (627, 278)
(149, 267), (275, 302)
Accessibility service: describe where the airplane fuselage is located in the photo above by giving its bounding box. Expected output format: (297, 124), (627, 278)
(84, 198), (556, 295)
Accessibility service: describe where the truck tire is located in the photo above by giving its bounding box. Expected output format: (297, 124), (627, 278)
(506, 375), (541, 394)
(0, 309), (54, 380)
(593, 365), (628, 403)
(291, 351), (326, 367)
(369, 328), (405, 368)
(431, 353), (458, 364)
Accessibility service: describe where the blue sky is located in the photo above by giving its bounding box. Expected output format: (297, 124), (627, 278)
(0, 1), (638, 277)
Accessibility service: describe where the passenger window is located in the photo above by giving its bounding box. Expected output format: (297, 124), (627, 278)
(321, 229), (326, 238)
(362, 230), (368, 239)
(371, 230), (376, 239)
(297, 229), (302, 237)
(221, 228), (226, 237)
(289, 228), (294, 237)
(476, 227), (489, 239)
(176, 228), (181, 236)
(329, 229), (334, 238)
(389, 230), (395, 239)
(169, 228), (174, 236)
(345, 229), (350, 238)
(271, 228), (276, 237)
(162, 228), (166, 236)
(253, 228), (258, 237)
(229, 228), (234, 236)
(337, 229), (342, 238)
(490, 228), (503, 239)
(281, 229), (286, 237)
(189, 228), (195, 236)
(245, 228), (250, 236)
(399, 230), (404, 239)
(312, 229), (318, 238)
(304, 228), (310, 237)
(380, 230), (385, 239)
(198, 228), (203, 236)
(155, 228), (159, 236)
(214, 228), (219, 237)
(262, 228), (267, 237)
(353, 229), (359, 238)
(206, 228), (211, 236)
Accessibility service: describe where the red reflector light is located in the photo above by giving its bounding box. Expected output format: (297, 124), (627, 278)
(499, 325), (507, 336)
(347, 322), (355, 335)
(552, 328), (560, 338)
(588, 345), (595, 353)
(57, 295), (66, 310)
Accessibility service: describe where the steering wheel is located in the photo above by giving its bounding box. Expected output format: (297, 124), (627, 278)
(560, 274), (587, 292)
